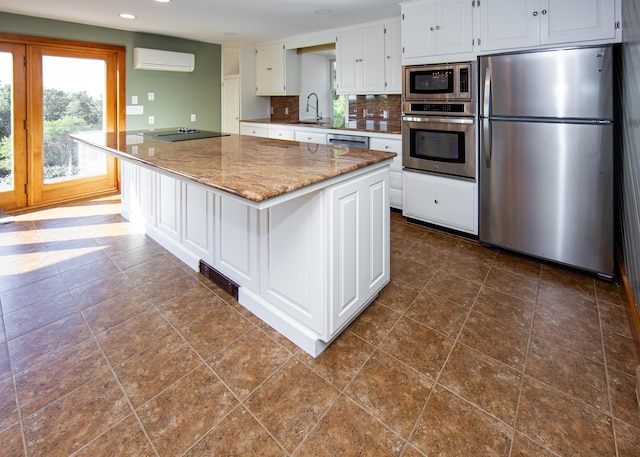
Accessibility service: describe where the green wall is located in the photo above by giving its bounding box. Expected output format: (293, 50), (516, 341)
(0, 12), (221, 131)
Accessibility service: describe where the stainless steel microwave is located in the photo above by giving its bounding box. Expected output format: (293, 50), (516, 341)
(403, 62), (473, 102)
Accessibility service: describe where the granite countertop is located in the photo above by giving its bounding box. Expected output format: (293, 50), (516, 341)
(242, 117), (402, 135)
(72, 131), (396, 203)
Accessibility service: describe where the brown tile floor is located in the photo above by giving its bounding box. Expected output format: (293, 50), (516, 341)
(0, 194), (639, 456)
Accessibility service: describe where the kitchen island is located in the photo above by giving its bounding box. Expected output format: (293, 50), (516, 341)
(72, 130), (395, 356)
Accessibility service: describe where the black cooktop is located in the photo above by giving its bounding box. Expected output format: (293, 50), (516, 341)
(139, 128), (230, 142)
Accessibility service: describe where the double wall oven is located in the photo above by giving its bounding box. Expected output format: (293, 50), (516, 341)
(402, 62), (477, 180)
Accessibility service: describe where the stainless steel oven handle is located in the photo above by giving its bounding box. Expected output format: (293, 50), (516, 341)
(402, 116), (474, 124)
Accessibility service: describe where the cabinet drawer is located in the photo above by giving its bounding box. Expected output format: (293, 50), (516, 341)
(370, 137), (402, 154)
(240, 125), (268, 137)
(403, 171), (477, 234)
(268, 128), (295, 141)
(370, 137), (402, 172)
(294, 131), (327, 144)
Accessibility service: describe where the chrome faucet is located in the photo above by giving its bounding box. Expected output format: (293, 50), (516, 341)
(306, 92), (321, 121)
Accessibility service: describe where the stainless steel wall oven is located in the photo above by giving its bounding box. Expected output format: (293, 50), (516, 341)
(402, 62), (476, 180)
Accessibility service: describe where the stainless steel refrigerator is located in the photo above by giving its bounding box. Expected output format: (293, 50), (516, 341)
(479, 46), (614, 279)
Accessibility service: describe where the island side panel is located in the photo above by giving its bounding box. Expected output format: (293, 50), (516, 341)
(328, 166), (391, 336)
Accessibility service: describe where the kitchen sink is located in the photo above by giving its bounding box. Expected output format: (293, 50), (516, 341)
(284, 120), (329, 126)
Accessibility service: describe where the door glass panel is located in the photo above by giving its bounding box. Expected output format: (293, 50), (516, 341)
(0, 52), (14, 191)
(42, 56), (106, 184)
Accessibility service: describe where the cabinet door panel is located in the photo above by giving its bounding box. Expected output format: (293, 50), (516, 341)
(365, 178), (387, 295)
(480, 0), (540, 51)
(256, 42), (285, 95)
(183, 183), (213, 261)
(437, 0), (474, 54)
(402, 2), (436, 59)
(330, 167), (390, 333)
(215, 195), (258, 290)
(361, 24), (386, 93)
(384, 20), (402, 93)
(333, 189), (360, 318)
(336, 29), (360, 93)
(157, 174), (180, 240)
(541, 0), (616, 44)
(138, 166), (156, 224)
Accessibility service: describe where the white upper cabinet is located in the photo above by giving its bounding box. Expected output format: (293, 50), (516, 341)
(401, 0), (474, 64)
(541, 0), (617, 45)
(384, 19), (403, 93)
(479, 0), (619, 53)
(336, 24), (386, 94)
(255, 41), (299, 95)
(479, 0), (540, 50)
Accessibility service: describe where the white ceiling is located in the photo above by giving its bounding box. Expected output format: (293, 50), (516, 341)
(0, 0), (402, 45)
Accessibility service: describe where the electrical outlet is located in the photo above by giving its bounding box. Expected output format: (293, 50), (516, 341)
(285, 107), (289, 115)
(148, 115), (155, 125)
(190, 114), (196, 122)
(131, 95), (138, 104)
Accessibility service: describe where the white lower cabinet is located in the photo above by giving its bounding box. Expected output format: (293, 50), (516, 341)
(294, 130), (327, 144)
(120, 158), (391, 357)
(370, 136), (402, 209)
(240, 124), (269, 137)
(120, 162), (214, 270)
(403, 171), (478, 235)
(267, 128), (295, 141)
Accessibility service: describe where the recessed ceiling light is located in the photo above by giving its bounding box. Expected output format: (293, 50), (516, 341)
(314, 9), (332, 15)
(155, 0), (171, 3)
(120, 13), (136, 19)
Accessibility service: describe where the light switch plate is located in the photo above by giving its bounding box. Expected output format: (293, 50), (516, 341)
(148, 115), (155, 125)
(131, 95), (138, 104)
(126, 105), (144, 115)
(190, 114), (196, 122)
(148, 91), (155, 101)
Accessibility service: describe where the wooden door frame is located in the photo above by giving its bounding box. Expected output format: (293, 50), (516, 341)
(0, 42), (27, 209)
(0, 32), (126, 209)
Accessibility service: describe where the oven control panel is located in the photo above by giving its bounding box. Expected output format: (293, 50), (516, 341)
(402, 102), (475, 117)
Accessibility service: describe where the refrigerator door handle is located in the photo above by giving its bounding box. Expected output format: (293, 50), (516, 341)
(483, 118), (492, 168)
(483, 67), (492, 117)
(482, 66), (493, 168)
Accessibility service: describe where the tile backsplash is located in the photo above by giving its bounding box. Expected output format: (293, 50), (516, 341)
(270, 96), (299, 121)
(348, 94), (402, 122)
(269, 94), (402, 122)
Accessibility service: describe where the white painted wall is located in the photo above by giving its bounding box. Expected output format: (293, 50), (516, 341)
(298, 53), (332, 121)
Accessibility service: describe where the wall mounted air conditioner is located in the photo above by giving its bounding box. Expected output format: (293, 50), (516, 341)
(133, 47), (195, 72)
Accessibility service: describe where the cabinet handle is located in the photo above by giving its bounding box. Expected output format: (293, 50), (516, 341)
(436, 25), (440, 30)
(266, 67), (272, 71)
(541, 9), (547, 14)
(533, 11), (538, 16)
(430, 27), (434, 31)
(434, 199), (439, 204)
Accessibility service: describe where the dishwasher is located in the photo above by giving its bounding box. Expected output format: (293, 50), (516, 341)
(327, 133), (369, 149)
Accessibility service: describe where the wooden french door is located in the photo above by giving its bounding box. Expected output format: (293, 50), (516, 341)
(0, 42), (27, 210)
(0, 34), (125, 211)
